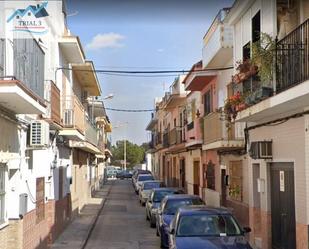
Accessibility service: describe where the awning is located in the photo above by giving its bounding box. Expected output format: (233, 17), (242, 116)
(69, 140), (102, 154)
(59, 36), (85, 64)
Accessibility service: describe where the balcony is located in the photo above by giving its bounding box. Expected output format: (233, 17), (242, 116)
(236, 19), (309, 123)
(59, 35), (85, 64)
(44, 80), (61, 126)
(185, 118), (203, 148)
(202, 9), (233, 68)
(72, 61), (101, 96)
(202, 112), (244, 151)
(155, 132), (162, 146)
(169, 128), (184, 146)
(85, 119), (98, 146)
(59, 94), (85, 140)
(0, 77), (46, 114)
(184, 61), (216, 91)
(163, 132), (169, 148)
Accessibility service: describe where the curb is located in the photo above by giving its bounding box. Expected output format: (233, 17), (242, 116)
(80, 181), (114, 249)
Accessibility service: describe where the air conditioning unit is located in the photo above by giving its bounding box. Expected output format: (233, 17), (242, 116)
(64, 109), (73, 126)
(249, 141), (272, 159)
(30, 121), (49, 147)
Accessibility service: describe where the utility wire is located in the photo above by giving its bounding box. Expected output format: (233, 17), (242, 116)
(58, 66), (233, 75)
(105, 107), (155, 112)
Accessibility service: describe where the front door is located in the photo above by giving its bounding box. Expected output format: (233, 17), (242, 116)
(270, 163), (296, 249)
(193, 161), (200, 196)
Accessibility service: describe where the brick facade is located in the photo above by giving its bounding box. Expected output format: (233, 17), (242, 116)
(0, 194), (71, 249)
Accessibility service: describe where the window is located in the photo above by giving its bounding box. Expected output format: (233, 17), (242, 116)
(206, 161), (215, 190)
(203, 89), (212, 115)
(36, 177), (45, 223)
(252, 11), (261, 43)
(228, 161), (243, 201)
(0, 167), (5, 224)
(243, 42), (250, 61)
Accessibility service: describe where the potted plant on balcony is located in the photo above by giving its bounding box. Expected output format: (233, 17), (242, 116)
(224, 91), (246, 122)
(250, 33), (276, 100)
(232, 60), (258, 84)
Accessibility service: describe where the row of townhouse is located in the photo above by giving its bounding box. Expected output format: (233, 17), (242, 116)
(147, 1), (309, 249)
(0, 1), (112, 249)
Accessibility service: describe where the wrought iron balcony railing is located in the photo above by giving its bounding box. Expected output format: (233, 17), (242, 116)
(276, 18), (309, 93)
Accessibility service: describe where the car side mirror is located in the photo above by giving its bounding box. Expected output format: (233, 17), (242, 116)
(243, 227), (251, 233)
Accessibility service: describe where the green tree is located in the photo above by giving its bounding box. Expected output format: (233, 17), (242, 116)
(111, 140), (146, 168)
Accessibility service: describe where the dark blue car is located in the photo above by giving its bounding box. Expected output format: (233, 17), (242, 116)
(156, 194), (204, 248)
(168, 206), (253, 249)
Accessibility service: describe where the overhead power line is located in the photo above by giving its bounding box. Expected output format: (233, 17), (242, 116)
(58, 66), (233, 75)
(105, 107), (154, 112)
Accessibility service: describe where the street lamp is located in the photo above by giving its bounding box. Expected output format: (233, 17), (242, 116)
(102, 93), (114, 100)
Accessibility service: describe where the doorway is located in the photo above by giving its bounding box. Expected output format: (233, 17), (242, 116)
(193, 161), (200, 196)
(270, 162), (296, 249)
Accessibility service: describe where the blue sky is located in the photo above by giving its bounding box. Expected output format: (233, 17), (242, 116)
(67, 0), (233, 145)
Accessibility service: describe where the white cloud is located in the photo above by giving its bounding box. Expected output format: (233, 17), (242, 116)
(157, 48), (164, 53)
(86, 33), (125, 50)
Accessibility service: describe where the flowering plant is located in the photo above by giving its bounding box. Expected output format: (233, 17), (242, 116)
(224, 91), (246, 121)
(232, 60), (258, 84)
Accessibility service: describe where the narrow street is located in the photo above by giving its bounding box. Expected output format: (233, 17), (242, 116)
(84, 180), (160, 249)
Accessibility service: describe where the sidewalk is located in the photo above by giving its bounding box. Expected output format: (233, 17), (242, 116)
(50, 181), (113, 249)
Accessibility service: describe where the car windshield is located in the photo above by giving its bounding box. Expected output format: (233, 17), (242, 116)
(153, 191), (176, 202)
(177, 214), (242, 237)
(164, 199), (204, 215)
(138, 175), (154, 181)
(143, 182), (161, 190)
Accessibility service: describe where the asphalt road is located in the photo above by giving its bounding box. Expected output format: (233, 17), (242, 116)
(84, 179), (161, 249)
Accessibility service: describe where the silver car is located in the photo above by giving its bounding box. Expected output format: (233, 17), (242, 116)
(139, 181), (164, 205)
(145, 188), (184, 228)
(134, 174), (154, 193)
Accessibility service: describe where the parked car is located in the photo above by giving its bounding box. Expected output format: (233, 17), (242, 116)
(146, 188), (184, 228)
(116, 170), (133, 179)
(168, 206), (252, 249)
(156, 195), (204, 248)
(134, 174), (154, 194)
(132, 169), (151, 183)
(106, 169), (117, 179)
(138, 181), (165, 205)
(132, 169), (152, 186)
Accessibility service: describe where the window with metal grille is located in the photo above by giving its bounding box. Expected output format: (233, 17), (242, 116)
(0, 166), (5, 224)
(206, 161), (215, 190)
